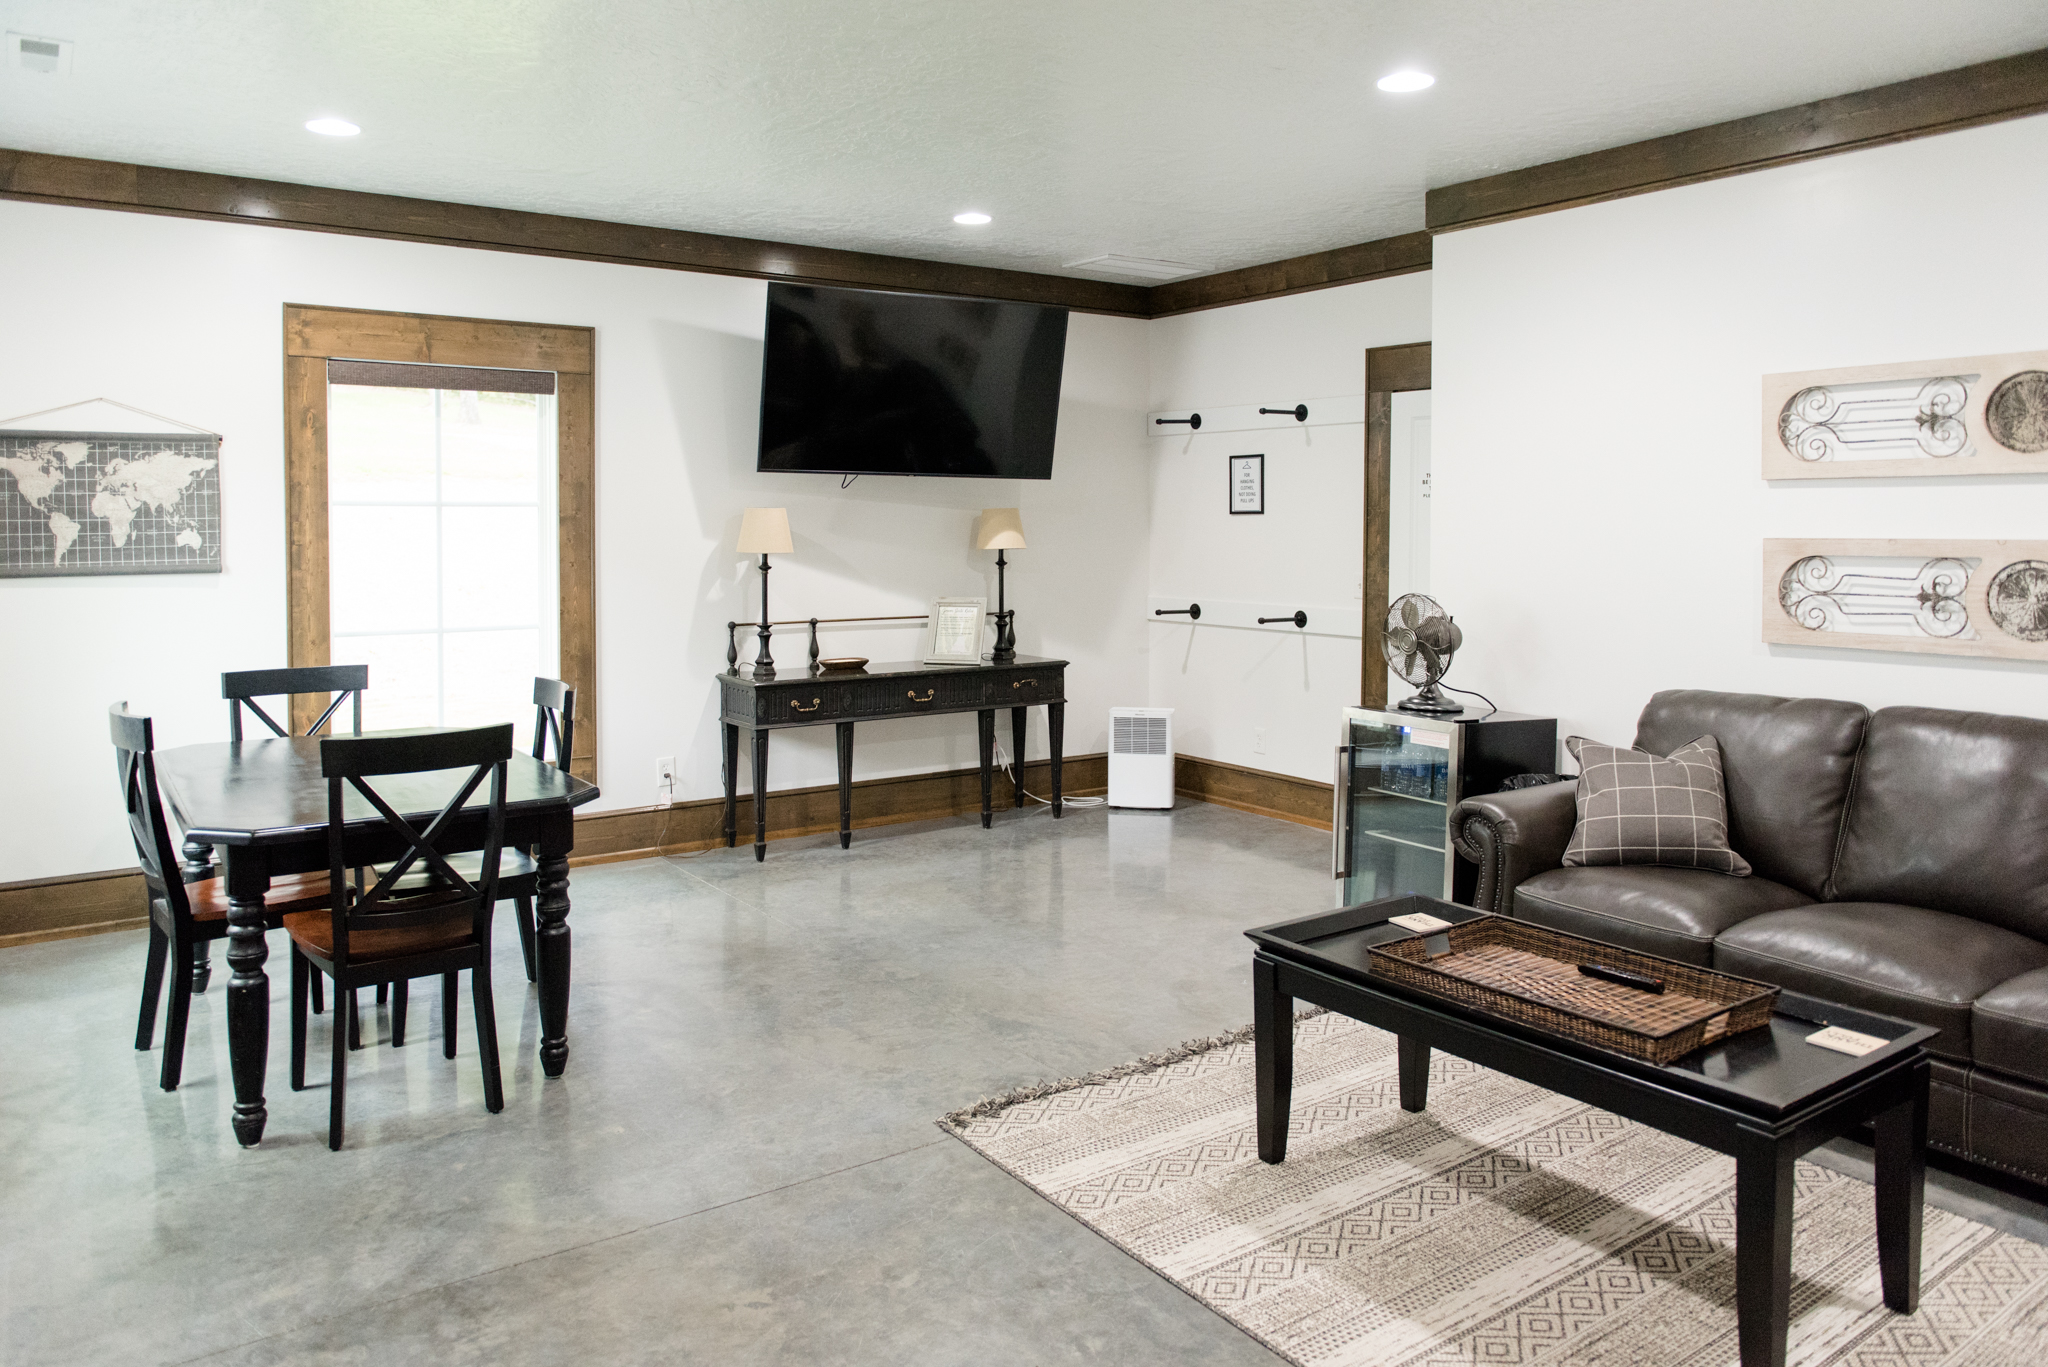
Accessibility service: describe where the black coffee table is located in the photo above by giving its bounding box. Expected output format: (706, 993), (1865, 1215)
(1247, 895), (1936, 1367)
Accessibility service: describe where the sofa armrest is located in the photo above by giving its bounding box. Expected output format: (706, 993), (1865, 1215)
(1451, 782), (1578, 915)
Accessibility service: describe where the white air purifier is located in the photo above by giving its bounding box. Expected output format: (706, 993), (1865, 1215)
(1108, 707), (1175, 808)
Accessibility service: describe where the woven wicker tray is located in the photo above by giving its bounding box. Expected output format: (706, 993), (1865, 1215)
(1367, 915), (1778, 1064)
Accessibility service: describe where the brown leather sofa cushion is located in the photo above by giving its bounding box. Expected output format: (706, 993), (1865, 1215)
(1831, 706), (2048, 941)
(1713, 903), (2048, 1062)
(1634, 690), (1868, 900)
(1974, 968), (2048, 1086)
(1515, 866), (1811, 965)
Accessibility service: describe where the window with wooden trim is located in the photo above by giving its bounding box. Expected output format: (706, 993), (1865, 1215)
(282, 305), (596, 780)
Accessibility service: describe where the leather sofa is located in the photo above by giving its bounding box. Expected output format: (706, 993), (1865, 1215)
(1451, 688), (2048, 1186)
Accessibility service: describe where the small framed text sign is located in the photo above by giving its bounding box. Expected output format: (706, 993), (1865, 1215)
(923, 596), (988, 664)
(1228, 454), (1264, 514)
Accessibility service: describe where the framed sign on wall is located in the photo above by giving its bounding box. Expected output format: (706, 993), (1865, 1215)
(1229, 453), (1264, 514)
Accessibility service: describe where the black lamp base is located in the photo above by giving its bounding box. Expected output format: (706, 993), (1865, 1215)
(991, 610), (1017, 663)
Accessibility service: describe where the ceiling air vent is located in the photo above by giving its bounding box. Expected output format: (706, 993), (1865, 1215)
(1066, 254), (1204, 283)
(8, 33), (71, 73)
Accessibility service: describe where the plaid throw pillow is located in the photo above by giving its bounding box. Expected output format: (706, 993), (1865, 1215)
(1561, 734), (1752, 876)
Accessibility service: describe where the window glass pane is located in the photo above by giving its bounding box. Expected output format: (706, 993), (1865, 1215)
(442, 506), (539, 629)
(330, 506), (436, 634)
(441, 390), (542, 504)
(445, 630), (541, 749)
(328, 386), (436, 503)
(331, 634), (439, 733)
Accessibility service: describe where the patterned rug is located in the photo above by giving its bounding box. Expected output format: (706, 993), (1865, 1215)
(942, 1012), (2048, 1366)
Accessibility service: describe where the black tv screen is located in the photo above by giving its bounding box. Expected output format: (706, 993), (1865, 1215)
(757, 283), (1069, 479)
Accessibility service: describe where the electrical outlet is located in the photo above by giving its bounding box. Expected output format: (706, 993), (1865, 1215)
(1254, 728), (1267, 755)
(654, 756), (676, 794)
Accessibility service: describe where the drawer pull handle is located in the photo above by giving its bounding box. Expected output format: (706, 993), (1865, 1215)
(908, 689), (935, 703)
(791, 698), (821, 713)
(1012, 679), (1037, 689)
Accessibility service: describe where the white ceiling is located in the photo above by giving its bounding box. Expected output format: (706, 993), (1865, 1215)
(1, 1), (2043, 282)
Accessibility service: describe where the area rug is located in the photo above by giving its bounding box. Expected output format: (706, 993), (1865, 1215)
(942, 1012), (2048, 1366)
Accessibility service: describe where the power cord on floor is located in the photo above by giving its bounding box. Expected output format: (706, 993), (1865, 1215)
(995, 739), (1108, 808)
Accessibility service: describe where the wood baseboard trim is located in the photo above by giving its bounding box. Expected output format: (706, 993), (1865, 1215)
(569, 752), (1109, 863)
(0, 916), (152, 950)
(0, 867), (150, 944)
(1174, 755), (1333, 831)
(1428, 47), (2048, 233)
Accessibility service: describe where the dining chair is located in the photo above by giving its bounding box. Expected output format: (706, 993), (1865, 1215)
(217, 664), (371, 1020)
(288, 723), (513, 1150)
(111, 704), (335, 1091)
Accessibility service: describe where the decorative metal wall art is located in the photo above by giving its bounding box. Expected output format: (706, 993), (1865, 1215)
(1762, 539), (2048, 661)
(1761, 349), (2048, 479)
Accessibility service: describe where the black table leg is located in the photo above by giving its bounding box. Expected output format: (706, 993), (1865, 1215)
(1875, 1059), (1929, 1314)
(752, 728), (770, 861)
(1010, 707), (1027, 808)
(1734, 1130), (1797, 1367)
(1254, 955), (1294, 1164)
(222, 853), (272, 1147)
(978, 709), (995, 829)
(836, 722), (855, 849)
(722, 722), (739, 848)
(535, 848), (573, 1078)
(1048, 701), (1064, 818)
(1398, 1036), (1431, 1112)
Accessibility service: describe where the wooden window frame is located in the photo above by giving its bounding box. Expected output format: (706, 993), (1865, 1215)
(282, 304), (597, 781)
(1362, 342), (1431, 709)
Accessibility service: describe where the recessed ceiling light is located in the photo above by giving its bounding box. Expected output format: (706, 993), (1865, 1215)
(305, 117), (360, 137)
(953, 211), (992, 226)
(1376, 70), (1435, 93)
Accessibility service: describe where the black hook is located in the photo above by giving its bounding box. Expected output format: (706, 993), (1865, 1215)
(1154, 604), (1202, 620)
(1258, 611), (1308, 628)
(1259, 405), (1308, 422)
(1154, 414), (1201, 429)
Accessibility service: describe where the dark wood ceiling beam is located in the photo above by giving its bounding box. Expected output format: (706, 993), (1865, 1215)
(1428, 46), (2048, 233)
(0, 148), (1152, 317)
(1147, 232), (1432, 317)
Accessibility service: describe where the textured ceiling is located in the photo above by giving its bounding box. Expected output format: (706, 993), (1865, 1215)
(1, 1), (2043, 282)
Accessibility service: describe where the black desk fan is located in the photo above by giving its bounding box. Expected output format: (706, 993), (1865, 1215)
(1383, 593), (1465, 714)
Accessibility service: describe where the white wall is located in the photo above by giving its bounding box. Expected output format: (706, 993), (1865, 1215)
(0, 199), (1152, 883)
(1144, 274), (1433, 782)
(1432, 113), (2048, 759)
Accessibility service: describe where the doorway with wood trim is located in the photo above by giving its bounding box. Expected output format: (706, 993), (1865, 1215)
(1362, 342), (1431, 708)
(280, 305), (598, 780)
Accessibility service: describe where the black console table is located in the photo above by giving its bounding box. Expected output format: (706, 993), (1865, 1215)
(719, 655), (1067, 861)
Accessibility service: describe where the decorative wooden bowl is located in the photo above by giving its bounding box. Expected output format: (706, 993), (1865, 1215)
(818, 657), (869, 673)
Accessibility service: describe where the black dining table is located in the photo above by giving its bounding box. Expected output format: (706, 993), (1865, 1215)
(156, 735), (602, 1146)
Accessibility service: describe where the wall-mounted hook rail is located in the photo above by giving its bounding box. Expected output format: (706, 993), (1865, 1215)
(1258, 405), (1308, 422)
(1154, 603), (1202, 619)
(1154, 414), (1201, 429)
(1257, 611), (1309, 628)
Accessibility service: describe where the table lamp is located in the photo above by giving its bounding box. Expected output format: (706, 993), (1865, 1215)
(976, 508), (1026, 663)
(737, 508), (793, 679)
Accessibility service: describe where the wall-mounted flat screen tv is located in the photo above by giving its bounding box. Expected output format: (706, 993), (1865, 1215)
(757, 282), (1069, 479)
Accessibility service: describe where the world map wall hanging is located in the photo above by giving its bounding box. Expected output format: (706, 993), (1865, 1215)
(0, 426), (222, 577)
(1761, 349), (2048, 479)
(1762, 539), (2048, 661)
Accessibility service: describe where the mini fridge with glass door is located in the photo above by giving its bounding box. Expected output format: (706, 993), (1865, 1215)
(1332, 707), (1556, 907)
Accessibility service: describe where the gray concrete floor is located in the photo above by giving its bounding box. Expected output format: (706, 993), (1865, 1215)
(1, 801), (1321, 1367)
(5, 800), (2043, 1366)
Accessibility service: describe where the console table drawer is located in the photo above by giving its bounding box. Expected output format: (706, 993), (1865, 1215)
(845, 672), (987, 716)
(758, 688), (840, 723)
(995, 669), (1062, 702)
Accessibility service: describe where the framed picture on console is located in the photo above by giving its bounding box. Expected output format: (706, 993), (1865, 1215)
(924, 596), (988, 664)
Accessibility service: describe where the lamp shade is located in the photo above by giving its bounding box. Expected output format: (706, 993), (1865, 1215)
(736, 507), (793, 554)
(975, 508), (1027, 550)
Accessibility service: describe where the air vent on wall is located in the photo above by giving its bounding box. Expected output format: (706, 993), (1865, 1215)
(1065, 254), (1204, 282)
(8, 33), (72, 73)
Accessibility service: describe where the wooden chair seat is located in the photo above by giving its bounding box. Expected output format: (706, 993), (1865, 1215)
(284, 903), (475, 963)
(186, 870), (335, 921)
